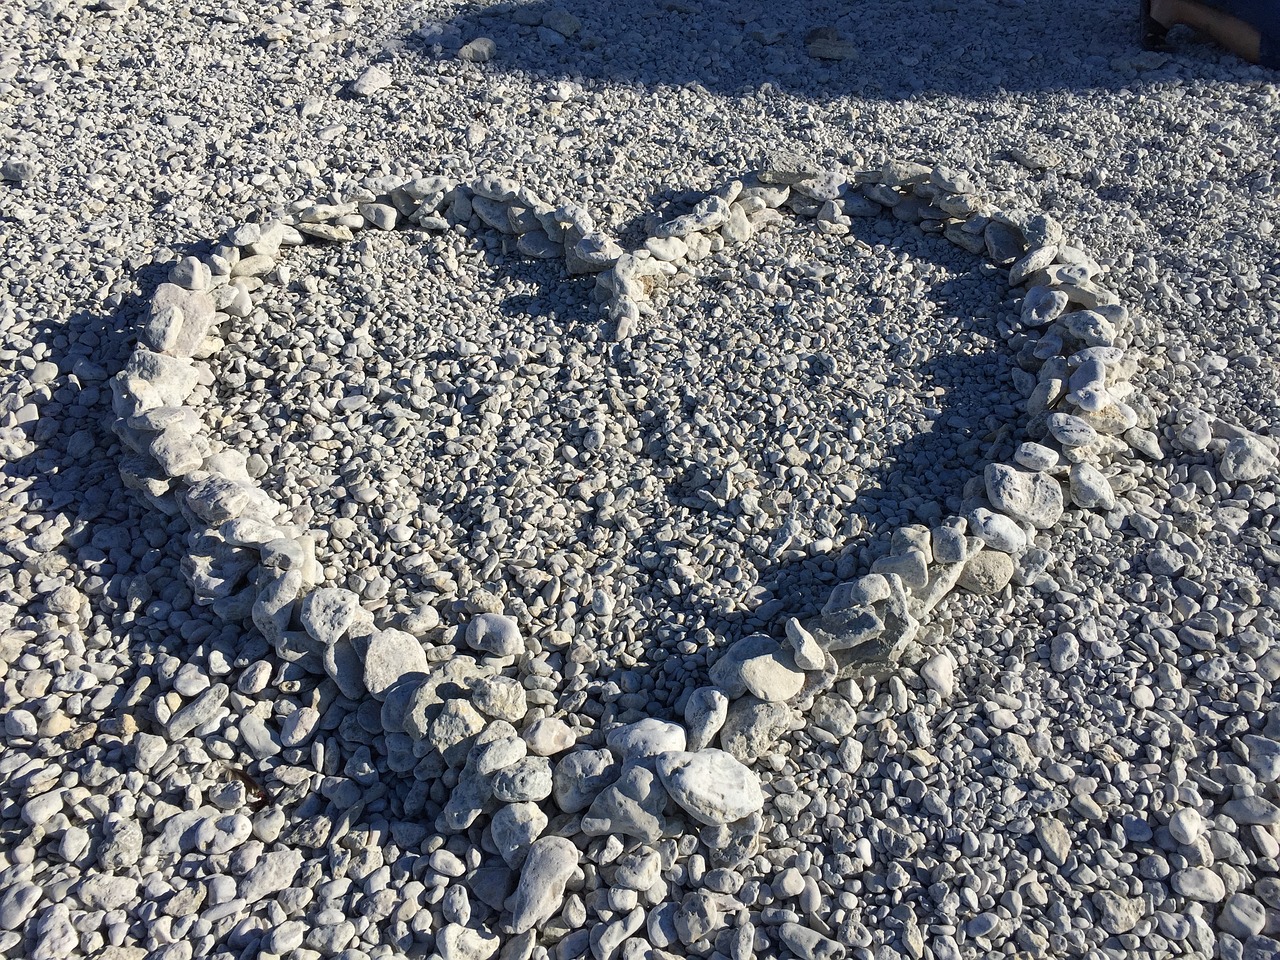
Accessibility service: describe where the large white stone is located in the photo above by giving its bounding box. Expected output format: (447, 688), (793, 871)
(985, 463), (1064, 529)
(1169, 808), (1204, 845)
(1240, 734), (1280, 782)
(958, 552), (1014, 595)
(718, 696), (794, 762)
(606, 718), (686, 761)
(300, 588), (364, 647)
(709, 635), (805, 702)
(363, 628), (429, 698)
(489, 802), (547, 869)
(919, 652), (955, 697)
(968, 507), (1027, 553)
(1172, 867), (1225, 903)
(505, 836), (579, 935)
(1220, 435), (1277, 482)
(465, 613), (523, 657)
(147, 283), (216, 357)
(656, 750), (763, 826)
(350, 64), (392, 97)
(437, 924), (498, 960)
(1068, 461), (1116, 510)
(124, 348), (199, 407)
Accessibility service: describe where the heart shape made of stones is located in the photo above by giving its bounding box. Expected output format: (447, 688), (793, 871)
(111, 154), (1155, 939)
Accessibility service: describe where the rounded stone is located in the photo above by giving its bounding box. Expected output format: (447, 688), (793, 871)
(985, 463), (1064, 529)
(1046, 412), (1099, 448)
(489, 802), (548, 869)
(552, 749), (620, 814)
(919, 652), (955, 697)
(1220, 435), (1276, 482)
(1172, 867), (1226, 903)
(523, 717), (576, 756)
(958, 552), (1014, 594)
(606, 718), (687, 761)
(1069, 461), (1116, 510)
(492, 757), (554, 803)
(465, 613), (523, 657)
(363, 628), (429, 698)
(718, 696), (795, 763)
(1168, 808), (1204, 845)
(472, 676), (528, 723)
(773, 867), (805, 899)
(655, 750), (764, 826)
(968, 507), (1027, 553)
(709, 635), (804, 702)
(1219, 892), (1266, 938)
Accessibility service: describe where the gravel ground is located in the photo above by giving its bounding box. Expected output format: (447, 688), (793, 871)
(2, 1), (1279, 960)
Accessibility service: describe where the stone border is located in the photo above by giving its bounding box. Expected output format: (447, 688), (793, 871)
(109, 156), (1156, 941)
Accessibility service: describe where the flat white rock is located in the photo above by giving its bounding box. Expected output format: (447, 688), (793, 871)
(1220, 435), (1277, 482)
(351, 65), (392, 97)
(985, 463), (1064, 529)
(655, 750), (764, 826)
(363, 628), (429, 697)
(606, 718), (686, 761)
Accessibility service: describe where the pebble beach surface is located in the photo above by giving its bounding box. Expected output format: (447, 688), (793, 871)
(2, 2), (1280, 960)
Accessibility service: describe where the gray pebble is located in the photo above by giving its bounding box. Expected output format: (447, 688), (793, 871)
(1172, 866), (1225, 902)
(684, 687), (729, 752)
(164, 683), (228, 739)
(239, 849), (303, 904)
(552, 749), (620, 813)
(492, 757), (554, 803)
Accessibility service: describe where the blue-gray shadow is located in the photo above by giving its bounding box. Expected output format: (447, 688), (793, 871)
(414, 0), (1190, 101)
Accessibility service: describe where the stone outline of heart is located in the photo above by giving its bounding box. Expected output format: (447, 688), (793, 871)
(110, 156), (1153, 936)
